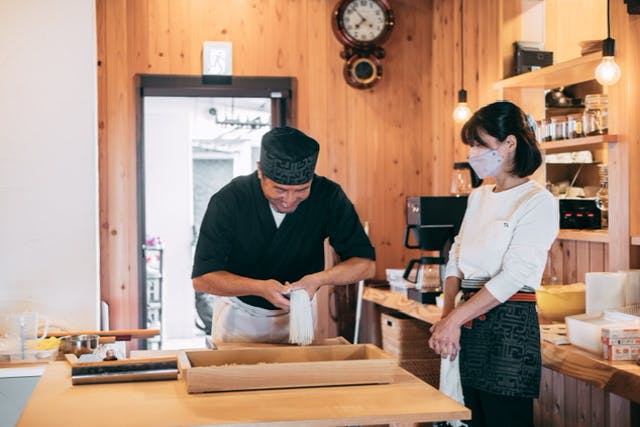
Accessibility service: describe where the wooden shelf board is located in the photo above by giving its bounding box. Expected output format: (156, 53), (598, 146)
(557, 229), (609, 243)
(541, 134), (618, 153)
(494, 52), (602, 89)
(632, 236), (640, 246)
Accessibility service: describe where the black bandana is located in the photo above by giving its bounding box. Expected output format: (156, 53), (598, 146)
(260, 126), (319, 185)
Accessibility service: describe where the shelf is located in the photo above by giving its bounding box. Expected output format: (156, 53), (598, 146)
(632, 236), (640, 246)
(557, 229), (609, 243)
(493, 52), (601, 90)
(540, 134), (617, 153)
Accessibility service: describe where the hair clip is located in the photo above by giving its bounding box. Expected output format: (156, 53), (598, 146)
(525, 113), (537, 131)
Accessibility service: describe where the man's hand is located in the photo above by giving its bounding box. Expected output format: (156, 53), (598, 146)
(289, 274), (324, 299)
(259, 279), (292, 309)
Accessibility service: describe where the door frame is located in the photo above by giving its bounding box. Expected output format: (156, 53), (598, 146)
(134, 75), (294, 343)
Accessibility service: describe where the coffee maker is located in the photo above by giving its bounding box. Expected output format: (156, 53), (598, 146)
(403, 196), (468, 303)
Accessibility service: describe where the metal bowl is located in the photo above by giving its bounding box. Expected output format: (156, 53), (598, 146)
(59, 334), (100, 357)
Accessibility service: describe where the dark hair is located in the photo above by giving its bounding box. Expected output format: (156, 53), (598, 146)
(460, 101), (541, 177)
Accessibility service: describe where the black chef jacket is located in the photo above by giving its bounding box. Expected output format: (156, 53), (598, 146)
(191, 171), (376, 310)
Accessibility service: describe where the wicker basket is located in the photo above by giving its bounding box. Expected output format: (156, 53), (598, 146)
(399, 358), (441, 387)
(380, 312), (438, 359)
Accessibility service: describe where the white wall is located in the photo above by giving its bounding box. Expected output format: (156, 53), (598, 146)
(0, 1), (99, 331)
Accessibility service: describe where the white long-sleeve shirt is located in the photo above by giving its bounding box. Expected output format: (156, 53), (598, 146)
(444, 180), (559, 302)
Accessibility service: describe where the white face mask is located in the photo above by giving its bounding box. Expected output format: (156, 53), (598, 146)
(467, 145), (505, 178)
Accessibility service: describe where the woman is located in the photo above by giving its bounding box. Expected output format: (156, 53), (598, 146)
(428, 101), (559, 427)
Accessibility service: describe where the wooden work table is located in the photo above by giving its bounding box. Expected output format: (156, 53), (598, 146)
(18, 350), (470, 426)
(363, 286), (640, 405)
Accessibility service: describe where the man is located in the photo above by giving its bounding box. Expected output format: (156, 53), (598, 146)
(192, 126), (375, 344)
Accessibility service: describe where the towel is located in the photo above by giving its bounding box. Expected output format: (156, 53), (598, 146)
(439, 356), (468, 427)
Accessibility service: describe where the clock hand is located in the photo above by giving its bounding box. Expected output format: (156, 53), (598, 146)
(353, 8), (368, 24)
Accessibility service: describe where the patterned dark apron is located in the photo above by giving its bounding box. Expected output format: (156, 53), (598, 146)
(459, 290), (541, 398)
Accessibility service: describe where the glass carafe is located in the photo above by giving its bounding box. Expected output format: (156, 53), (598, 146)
(595, 164), (608, 228)
(450, 162), (472, 195)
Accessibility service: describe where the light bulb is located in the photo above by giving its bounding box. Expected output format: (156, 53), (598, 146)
(453, 89), (472, 123)
(453, 102), (472, 123)
(595, 56), (621, 86)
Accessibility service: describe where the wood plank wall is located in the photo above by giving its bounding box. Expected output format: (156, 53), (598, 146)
(96, 0), (639, 332)
(96, 0), (501, 330)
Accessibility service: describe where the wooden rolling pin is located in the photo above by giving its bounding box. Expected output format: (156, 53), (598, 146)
(47, 329), (160, 342)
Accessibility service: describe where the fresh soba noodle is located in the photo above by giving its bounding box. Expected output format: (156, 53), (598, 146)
(288, 289), (314, 345)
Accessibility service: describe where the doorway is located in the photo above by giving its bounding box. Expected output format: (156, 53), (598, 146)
(136, 75), (293, 349)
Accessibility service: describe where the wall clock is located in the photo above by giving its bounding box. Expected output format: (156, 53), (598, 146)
(332, 0), (395, 89)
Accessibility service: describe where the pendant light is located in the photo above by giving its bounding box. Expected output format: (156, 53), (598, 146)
(453, 0), (471, 123)
(595, 0), (621, 86)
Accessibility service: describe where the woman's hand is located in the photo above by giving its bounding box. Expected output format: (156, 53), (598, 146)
(428, 316), (461, 361)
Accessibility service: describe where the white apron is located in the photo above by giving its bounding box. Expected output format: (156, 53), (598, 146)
(211, 296), (318, 345)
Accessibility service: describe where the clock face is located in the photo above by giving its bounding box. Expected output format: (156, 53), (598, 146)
(341, 0), (388, 43)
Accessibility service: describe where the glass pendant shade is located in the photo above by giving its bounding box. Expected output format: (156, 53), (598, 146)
(453, 102), (472, 123)
(594, 12), (621, 87)
(595, 56), (621, 86)
(453, 89), (472, 123)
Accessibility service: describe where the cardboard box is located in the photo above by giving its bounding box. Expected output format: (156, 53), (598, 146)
(601, 337), (640, 345)
(178, 344), (396, 393)
(602, 343), (640, 361)
(601, 325), (640, 340)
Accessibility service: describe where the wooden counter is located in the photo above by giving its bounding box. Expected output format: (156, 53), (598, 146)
(363, 286), (640, 426)
(541, 339), (640, 405)
(363, 286), (443, 324)
(18, 357), (470, 426)
(363, 287), (640, 397)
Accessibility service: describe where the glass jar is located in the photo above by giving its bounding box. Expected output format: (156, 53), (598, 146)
(567, 113), (584, 139)
(583, 94), (608, 135)
(540, 119), (551, 142)
(534, 120), (544, 142)
(550, 116), (567, 140)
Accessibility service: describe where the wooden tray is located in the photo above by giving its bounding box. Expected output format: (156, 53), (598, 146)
(178, 343), (396, 393)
